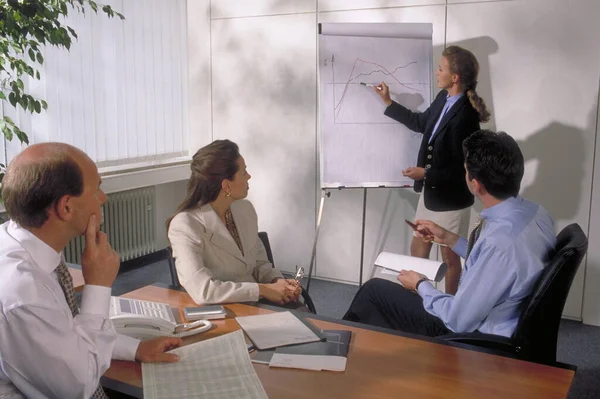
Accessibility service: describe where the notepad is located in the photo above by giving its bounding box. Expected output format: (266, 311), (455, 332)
(235, 311), (323, 350)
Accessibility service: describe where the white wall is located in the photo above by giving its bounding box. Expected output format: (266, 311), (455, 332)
(445, 0), (600, 321)
(154, 180), (188, 250)
(210, 10), (318, 272)
(183, 0), (600, 323)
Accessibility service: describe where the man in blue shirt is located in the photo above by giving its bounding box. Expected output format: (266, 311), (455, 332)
(343, 130), (556, 338)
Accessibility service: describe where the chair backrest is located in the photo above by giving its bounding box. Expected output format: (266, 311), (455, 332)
(165, 246), (182, 289)
(511, 223), (588, 364)
(258, 231), (275, 266)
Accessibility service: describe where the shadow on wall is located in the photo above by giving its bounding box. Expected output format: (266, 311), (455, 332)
(442, 36), (499, 131)
(211, 19), (317, 265)
(517, 106), (595, 224)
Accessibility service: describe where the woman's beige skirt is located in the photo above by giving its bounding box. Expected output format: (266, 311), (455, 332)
(413, 189), (471, 237)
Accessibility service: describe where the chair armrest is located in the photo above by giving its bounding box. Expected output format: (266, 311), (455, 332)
(438, 332), (517, 356)
(300, 287), (317, 314)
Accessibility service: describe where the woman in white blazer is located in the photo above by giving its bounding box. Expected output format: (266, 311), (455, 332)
(167, 140), (300, 305)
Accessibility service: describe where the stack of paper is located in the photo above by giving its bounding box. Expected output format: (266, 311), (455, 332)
(142, 330), (268, 399)
(236, 311), (323, 350)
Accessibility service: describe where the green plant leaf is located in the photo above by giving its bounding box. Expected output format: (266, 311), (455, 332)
(67, 27), (78, 39)
(2, 126), (14, 142)
(19, 95), (28, 110)
(16, 129), (29, 144)
(8, 92), (17, 108)
(0, 0), (126, 150)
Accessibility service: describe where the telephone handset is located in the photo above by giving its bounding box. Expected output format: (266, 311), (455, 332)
(109, 297), (213, 340)
(111, 314), (212, 340)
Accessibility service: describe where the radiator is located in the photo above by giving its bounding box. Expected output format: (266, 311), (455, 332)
(64, 187), (157, 264)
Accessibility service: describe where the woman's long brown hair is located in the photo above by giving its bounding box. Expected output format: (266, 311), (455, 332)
(443, 45), (491, 123)
(166, 139), (240, 231)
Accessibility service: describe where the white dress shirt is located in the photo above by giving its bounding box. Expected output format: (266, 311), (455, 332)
(0, 221), (139, 399)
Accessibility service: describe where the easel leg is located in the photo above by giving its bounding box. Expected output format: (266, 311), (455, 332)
(306, 190), (329, 293)
(359, 188), (367, 286)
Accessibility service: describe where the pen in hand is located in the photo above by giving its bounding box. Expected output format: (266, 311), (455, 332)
(360, 82), (383, 91)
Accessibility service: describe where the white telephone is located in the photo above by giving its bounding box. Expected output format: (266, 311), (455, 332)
(109, 297), (212, 340)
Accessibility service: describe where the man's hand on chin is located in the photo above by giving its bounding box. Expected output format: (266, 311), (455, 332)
(135, 337), (183, 363)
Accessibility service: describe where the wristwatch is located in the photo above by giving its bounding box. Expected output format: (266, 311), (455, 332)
(415, 277), (428, 291)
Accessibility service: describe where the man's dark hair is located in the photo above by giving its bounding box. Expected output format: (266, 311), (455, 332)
(462, 130), (525, 199)
(2, 146), (84, 228)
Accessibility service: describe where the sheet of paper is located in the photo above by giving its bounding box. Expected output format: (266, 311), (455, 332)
(235, 311), (321, 350)
(380, 268), (400, 276)
(375, 252), (446, 281)
(269, 353), (347, 372)
(269, 353), (324, 371)
(142, 330), (268, 399)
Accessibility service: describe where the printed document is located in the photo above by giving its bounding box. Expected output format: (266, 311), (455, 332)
(142, 330), (268, 399)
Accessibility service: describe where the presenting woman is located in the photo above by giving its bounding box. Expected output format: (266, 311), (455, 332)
(374, 46), (490, 294)
(167, 140), (300, 305)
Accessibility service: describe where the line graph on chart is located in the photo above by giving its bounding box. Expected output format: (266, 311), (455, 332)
(322, 53), (429, 126)
(318, 26), (433, 187)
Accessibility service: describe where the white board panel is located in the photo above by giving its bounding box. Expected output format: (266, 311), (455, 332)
(319, 23), (432, 187)
(315, 6), (446, 284)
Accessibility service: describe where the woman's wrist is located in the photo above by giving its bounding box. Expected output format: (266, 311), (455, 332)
(258, 283), (267, 298)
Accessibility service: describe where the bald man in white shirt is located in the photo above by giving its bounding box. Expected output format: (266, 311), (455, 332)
(0, 143), (182, 399)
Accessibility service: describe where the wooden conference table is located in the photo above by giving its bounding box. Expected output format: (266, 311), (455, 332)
(102, 284), (575, 399)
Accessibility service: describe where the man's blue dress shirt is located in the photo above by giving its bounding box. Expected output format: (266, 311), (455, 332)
(417, 197), (556, 337)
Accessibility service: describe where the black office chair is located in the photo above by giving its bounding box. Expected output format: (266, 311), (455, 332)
(438, 223), (588, 365)
(163, 246), (182, 289)
(258, 231), (317, 314)
(164, 233), (317, 313)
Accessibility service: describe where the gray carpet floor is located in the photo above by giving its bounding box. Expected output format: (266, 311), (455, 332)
(113, 260), (600, 399)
